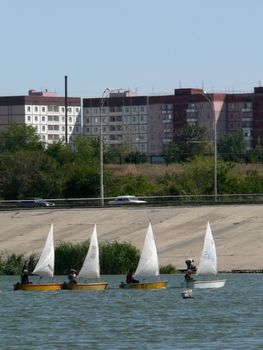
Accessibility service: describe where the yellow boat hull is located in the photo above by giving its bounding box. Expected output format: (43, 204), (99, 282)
(61, 282), (108, 291)
(14, 283), (61, 291)
(120, 280), (167, 290)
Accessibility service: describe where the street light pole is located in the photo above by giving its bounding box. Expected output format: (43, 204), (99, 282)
(201, 92), (217, 202)
(100, 88), (111, 206)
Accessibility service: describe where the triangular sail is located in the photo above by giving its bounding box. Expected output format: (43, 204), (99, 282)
(78, 224), (100, 279)
(196, 222), (217, 276)
(134, 222), (159, 278)
(33, 223), (54, 278)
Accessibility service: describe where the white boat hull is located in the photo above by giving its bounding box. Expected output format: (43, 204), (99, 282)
(194, 279), (226, 289)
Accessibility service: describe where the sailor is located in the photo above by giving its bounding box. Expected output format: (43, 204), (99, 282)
(185, 258), (193, 270)
(190, 260), (197, 272)
(21, 269), (30, 284)
(68, 268), (78, 284)
(126, 269), (139, 284)
(184, 270), (194, 283)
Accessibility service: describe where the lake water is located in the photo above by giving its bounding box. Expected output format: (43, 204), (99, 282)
(0, 274), (262, 349)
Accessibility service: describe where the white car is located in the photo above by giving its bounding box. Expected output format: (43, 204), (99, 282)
(109, 195), (146, 205)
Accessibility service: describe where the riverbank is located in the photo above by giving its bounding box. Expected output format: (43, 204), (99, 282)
(0, 205), (262, 272)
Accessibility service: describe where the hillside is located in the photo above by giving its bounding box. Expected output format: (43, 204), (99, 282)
(1, 204), (263, 272)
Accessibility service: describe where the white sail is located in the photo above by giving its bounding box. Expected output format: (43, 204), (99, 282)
(33, 223), (54, 278)
(78, 224), (100, 279)
(196, 222), (217, 276)
(134, 222), (159, 278)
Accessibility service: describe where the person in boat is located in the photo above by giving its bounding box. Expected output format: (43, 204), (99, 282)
(185, 258), (192, 270)
(184, 270), (194, 284)
(20, 269), (31, 284)
(190, 259), (197, 272)
(185, 258), (196, 272)
(68, 268), (78, 284)
(126, 269), (139, 284)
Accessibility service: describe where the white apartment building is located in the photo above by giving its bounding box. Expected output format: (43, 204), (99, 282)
(0, 89), (81, 144)
(83, 91), (149, 154)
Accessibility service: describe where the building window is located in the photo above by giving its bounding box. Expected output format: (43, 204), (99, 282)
(34, 106), (38, 112)
(61, 107), (65, 113)
(42, 106), (45, 112)
(48, 106), (59, 112)
(48, 116), (59, 122)
(27, 116), (31, 122)
(42, 126), (45, 131)
(27, 106), (31, 112)
(34, 116), (38, 122)
(42, 116), (46, 122)
(48, 125), (59, 131)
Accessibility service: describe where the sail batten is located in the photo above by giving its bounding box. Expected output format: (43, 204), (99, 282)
(33, 223), (54, 278)
(78, 224), (100, 279)
(196, 222), (217, 276)
(134, 222), (159, 278)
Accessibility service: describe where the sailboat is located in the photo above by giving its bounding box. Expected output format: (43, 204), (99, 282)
(14, 223), (61, 291)
(61, 224), (108, 290)
(193, 221), (226, 289)
(120, 222), (167, 289)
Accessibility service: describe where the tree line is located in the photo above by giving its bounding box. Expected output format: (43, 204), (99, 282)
(1, 123), (263, 200)
(0, 240), (176, 275)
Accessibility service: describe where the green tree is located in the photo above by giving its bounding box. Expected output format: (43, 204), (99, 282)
(46, 141), (74, 166)
(124, 151), (148, 164)
(163, 142), (180, 165)
(174, 124), (210, 162)
(217, 132), (246, 162)
(0, 150), (63, 199)
(0, 124), (44, 153)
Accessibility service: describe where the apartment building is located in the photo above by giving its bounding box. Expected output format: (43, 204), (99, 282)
(83, 88), (230, 157)
(83, 90), (149, 154)
(0, 89), (81, 144)
(0, 86), (262, 156)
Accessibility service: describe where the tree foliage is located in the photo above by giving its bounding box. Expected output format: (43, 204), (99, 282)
(0, 124), (44, 153)
(163, 124), (210, 164)
(218, 132), (246, 162)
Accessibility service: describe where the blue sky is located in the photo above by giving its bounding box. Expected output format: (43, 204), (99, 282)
(1, 0), (263, 98)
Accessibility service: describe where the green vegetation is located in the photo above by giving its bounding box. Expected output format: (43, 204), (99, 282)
(0, 253), (38, 275)
(0, 241), (176, 275)
(1, 124), (263, 201)
(159, 264), (177, 274)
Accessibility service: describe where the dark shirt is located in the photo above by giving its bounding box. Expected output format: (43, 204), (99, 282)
(21, 272), (29, 284)
(68, 273), (77, 284)
(126, 272), (139, 284)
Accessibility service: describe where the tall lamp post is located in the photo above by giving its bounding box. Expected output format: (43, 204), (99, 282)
(200, 91), (217, 202)
(100, 88), (111, 206)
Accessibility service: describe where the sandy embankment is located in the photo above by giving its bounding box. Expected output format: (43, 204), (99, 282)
(0, 205), (262, 272)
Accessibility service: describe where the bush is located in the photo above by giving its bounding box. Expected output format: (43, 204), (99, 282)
(0, 253), (38, 275)
(100, 241), (140, 274)
(160, 264), (177, 274)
